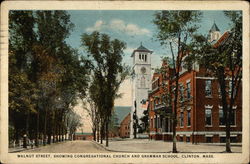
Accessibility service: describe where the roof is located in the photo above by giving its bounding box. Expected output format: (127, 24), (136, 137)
(131, 44), (153, 57)
(113, 106), (131, 125)
(213, 31), (230, 48)
(209, 22), (220, 32)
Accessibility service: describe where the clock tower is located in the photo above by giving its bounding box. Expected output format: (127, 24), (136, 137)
(130, 44), (152, 138)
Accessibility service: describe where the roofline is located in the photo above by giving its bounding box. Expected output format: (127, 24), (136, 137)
(131, 50), (153, 57)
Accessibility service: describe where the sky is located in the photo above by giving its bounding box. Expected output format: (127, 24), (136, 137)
(66, 10), (233, 132)
(65, 10), (232, 69)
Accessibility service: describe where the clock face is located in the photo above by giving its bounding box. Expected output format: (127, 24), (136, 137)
(141, 67), (146, 74)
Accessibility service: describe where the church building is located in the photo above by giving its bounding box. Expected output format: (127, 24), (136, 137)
(130, 44), (153, 138)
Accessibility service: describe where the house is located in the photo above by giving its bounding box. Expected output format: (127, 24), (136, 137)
(73, 132), (93, 140)
(119, 113), (131, 138)
(148, 23), (242, 143)
(110, 106), (131, 138)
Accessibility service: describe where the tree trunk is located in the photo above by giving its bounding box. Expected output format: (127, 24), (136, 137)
(93, 128), (96, 141)
(105, 121), (109, 147)
(35, 108), (39, 147)
(97, 124), (100, 142)
(218, 68), (231, 153)
(172, 76), (179, 153)
(43, 107), (48, 146)
(100, 124), (104, 144)
(47, 113), (51, 144)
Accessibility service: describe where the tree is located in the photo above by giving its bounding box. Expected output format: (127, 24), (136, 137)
(9, 11), (37, 146)
(153, 11), (202, 153)
(139, 108), (149, 133)
(9, 10), (89, 148)
(186, 11), (242, 152)
(65, 110), (83, 140)
(81, 31), (129, 147)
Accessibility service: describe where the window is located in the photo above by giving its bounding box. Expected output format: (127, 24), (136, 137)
(165, 118), (168, 132)
(228, 81), (236, 98)
(157, 116), (161, 128)
(141, 76), (146, 88)
(145, 54), (147, 62)
(180, 113), (184, 127)
(187, 111), (191, 126)
(219, 108), (225, 125)
(205, 80), (212, 97)
(180, 84), (184, 102)
(154, 117), (157, 128)
(206, 137), (212, 143)
(228, 81), (232, 97)
(219, 107), (236, 126)
(186, 81), (191, 99)
(205, 108), (212, 126)
(139, 54), (141, 60)
(230, 110), (236, 126)
(218, 84), (221, 98)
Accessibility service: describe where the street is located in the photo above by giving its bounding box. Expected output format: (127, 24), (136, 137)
(20, 139), (242, 153)
(22, 140), (110, 153)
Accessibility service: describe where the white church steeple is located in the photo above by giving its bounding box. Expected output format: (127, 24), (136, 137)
(130, 43), (152, 138)
(208, 21), (221, 42)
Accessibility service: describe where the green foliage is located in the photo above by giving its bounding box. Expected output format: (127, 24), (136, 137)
(9, 10), (89, 144)
(153, 10), (202, 153)
(154, 11), (202, 45)
(81, 31), (129, 145)
(139, 109), (149, 133)
(185, 11), (242, 152)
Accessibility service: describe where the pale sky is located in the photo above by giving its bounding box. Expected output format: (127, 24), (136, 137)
(68, 10), (233, 133)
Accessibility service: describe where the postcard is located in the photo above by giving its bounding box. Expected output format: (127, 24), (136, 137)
(0, 1), (249, 163)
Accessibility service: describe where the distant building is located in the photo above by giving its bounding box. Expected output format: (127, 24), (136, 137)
(130, 44), (153, 138)
(74, 132), (93, 140)
(148, 23), (242, 143)
(111, 106), (131, 138)
(119, 113), (131, 138)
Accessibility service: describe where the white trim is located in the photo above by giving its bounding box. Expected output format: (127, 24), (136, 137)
(195, 77), (216, 80)
(175, 131), (242, 135)
(205, 134), (213, 137)
(218, 105), (237, 110)
(205, 105), (213, 109)
(186, 79), (191, 83)
(150, 131), (241, 136)
(220, 134), (238, 137)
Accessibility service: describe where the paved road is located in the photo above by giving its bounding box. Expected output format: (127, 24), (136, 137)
(23, 140), (110, 153)
(103, 139), (242, 153)
(19, 139), (242, 153)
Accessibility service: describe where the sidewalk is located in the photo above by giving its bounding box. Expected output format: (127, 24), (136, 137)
(95, 138), (242, 153)
(9, 140), (69, 153)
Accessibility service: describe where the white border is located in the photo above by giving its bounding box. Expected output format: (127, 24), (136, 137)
(1, 1), (249, 164)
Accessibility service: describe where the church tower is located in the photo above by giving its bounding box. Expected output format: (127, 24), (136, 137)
(208, 22), (221, 42)
(130, 44), (152, 138)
